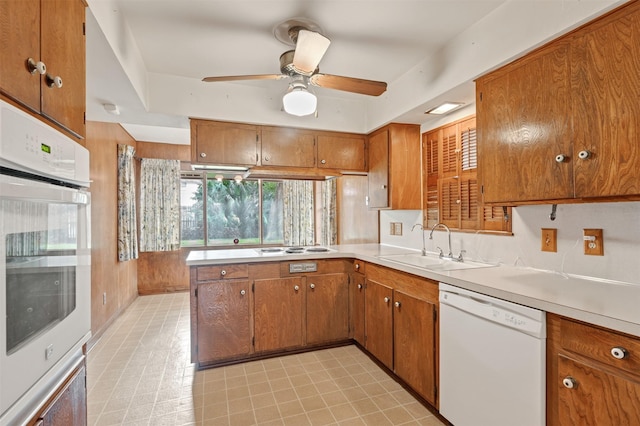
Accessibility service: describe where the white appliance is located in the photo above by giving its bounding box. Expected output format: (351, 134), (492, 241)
(0, 100), (91, 425)
(439, 282), (546, 426)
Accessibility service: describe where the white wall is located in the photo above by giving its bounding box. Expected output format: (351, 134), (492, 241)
(380, 202), (640, 286)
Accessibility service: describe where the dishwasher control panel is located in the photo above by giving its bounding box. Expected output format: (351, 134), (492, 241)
(289, 262), (317, 273)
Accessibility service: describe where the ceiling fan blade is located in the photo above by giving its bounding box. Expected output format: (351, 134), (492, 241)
(310, 73), (387, 96)
(293, 30), (331, 74)
(202, 74), (285, 82)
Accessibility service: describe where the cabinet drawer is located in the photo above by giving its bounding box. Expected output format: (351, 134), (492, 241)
(353, 260), (365, 274)
(560, 318), (640, 376)
(196, 264), (248, 281)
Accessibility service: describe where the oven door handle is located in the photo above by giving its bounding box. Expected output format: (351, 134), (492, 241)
(0, 181), (90, 205)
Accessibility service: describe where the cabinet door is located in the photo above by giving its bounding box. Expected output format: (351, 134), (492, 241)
(306, 273), (349, 345)
(40, 0), (86, 138)
(261, 127), (315, 167)
(364, 279), (393, 369)
(558, 355), (640, 426)
(571, 2), (640, 198)
(477, 41), (573, 203)
(367, 129), (389, 208)
(422, 130), (440, 228)
(317, 134), (366, 171)
(350, 272), (366, 346)
(37, 362), (86, 425)
(197, 280), (251, 363)
(191, 120), (258, 166)
(0, 0), (41, 111)
(394, 291), (437, 406)
(254, 277), (303, 352)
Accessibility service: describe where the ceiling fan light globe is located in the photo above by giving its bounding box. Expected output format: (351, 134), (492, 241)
(283, 88), (317, 116)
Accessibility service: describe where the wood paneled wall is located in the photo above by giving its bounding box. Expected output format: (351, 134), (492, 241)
(86, 122), (138, 344)
(136, 141), (191, 294)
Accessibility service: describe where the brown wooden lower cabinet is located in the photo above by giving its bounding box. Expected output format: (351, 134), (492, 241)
(29, 360), (87, 426)
(190, 260), (352, 367)
(547, 313), (640, 425)
(364, 264), (439, 406)
(254, 277), (304, 352)
(196, 279), (252, 364)
(306, 273), (349, 345)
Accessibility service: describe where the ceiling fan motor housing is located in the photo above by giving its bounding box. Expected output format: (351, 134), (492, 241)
(279, 50), (317, 77)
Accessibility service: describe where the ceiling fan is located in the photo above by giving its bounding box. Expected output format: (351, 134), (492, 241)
(202, 19), (387, 116)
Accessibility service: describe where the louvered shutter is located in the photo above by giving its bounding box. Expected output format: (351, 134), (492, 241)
(461, 127), (477, 171)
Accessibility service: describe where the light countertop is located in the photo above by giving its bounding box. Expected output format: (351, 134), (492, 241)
(187, 243), (640, 338)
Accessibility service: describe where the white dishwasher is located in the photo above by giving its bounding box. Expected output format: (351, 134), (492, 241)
(439, 283), (546, 426)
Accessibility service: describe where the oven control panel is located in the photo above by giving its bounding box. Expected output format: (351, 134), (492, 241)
(289, 262), (318, 273)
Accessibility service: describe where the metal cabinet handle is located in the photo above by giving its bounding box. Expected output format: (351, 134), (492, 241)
(200, 152), (207, 158)
(355, 263), (360, 270)
(240, 289), (246, 296)
(395, 301), (401, 308)
(310, 283), (315, 289)
(294, 285), (299, 291)
(555, 154), (566, 163)
(578, 150), (591, 160)
(357, 284), (362, 289)
(381, 184), (387, 189)
(220, 270), (227, 276)
(27, 58), (46, 75)
(611, 347), (627, 360)
(264, 156), (270, 162)
(320, 159), (326, 164)
(562, 377), (577, 389)
(45, 74), (63, 89)
(384, 297), (390, 303)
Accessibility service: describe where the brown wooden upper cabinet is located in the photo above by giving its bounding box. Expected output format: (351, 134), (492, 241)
(367, 123), (421, 209)
(317, 133), (366, 172)
(477, 1), (640, 204)
(190, 120), (259, 167)
(261, 126), (316, 167)
(0, 0), (86, 138)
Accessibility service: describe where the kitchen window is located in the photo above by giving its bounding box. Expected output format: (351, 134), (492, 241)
(180, 173), (285, 247)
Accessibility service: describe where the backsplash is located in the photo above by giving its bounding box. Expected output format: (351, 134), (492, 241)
(380, 202), (640, 286)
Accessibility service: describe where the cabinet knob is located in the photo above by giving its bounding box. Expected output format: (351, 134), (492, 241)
(45, 74), (63, 89)
(321, 159), (326, 164)
(381, 184), (387, 189)
(220, 270), (227, 276)
(310, 283), (315, 289)
(395, 301), (401, 308)
(200, 152), (207, 158)
(555, 154), (566, 163)
(264, 156), (270, 162)
(355, 264), (360, 270)
(562, 377), (577, 389)
(578, 150), (592, 160)
(240, 289), (246, 296)
(26, 58), (46, 75)
(294, 285), (299, 291)
(384, 297), (390, 303)
(357, 284), (362, 289)
(611, 347), (628, 360)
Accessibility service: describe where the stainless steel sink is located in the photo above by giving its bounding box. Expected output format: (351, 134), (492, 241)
(378, 253), (495, 271)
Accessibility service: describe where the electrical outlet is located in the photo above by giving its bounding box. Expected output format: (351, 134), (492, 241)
(541, 228), (557, 252)
(584, 229), (604, 256)
(389, 222), (403, 236)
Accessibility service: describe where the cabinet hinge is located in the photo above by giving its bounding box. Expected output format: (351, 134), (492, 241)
(252, 283), (255, 293)
(434, 385), (438, 400)
(252, 336), (255, 347)
(83, 112), (86, 124)
(83, 22), (86, 36)
(479, 92), (483, 102)
(194, 288), (198, 298)
(433, 307), (437, 322)
(481, 185), (484, 194)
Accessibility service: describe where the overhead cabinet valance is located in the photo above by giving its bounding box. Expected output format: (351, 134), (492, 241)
(477, 1), (640, 205)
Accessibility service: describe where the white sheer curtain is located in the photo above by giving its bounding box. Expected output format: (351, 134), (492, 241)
(319, 179), (337, 246)
(117, 144), (138, 261)
(139, 158), (181, 252)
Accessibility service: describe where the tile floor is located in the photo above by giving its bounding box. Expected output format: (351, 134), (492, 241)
(87, 292), (446, 425)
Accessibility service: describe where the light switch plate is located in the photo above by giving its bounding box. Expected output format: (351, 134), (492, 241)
(541, 228), (557, 252)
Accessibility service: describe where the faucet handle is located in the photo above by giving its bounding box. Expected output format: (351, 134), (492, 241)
(457, 250), (466, 261)
(436, 247), (444, 258)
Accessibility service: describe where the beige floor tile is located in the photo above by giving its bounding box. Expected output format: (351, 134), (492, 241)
(87, 293), (446, 426)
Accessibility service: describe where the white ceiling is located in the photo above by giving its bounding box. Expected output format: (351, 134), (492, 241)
(85, 0), (625, 145)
